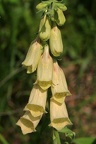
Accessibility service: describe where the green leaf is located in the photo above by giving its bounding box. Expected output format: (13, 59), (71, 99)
(0, 134), (9, 144)
(59, 127), (75, 138)
(53, 130), (61, 144)
(73, 137), (96, 144)
(0, 3), (5, 16)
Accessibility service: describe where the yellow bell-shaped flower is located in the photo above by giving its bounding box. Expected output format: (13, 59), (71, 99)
(16, 111), (42, 135)
(37, 44), (53, 90)
(24, 85), (47, 117)
(22, 37), (43, 73)
(49, 25), (63, 57)
(51, 61), (71, 104)
(49, 100), (72, 131)
(39, 15), (51, 41)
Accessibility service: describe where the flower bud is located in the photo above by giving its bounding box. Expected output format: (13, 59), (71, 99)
(51, 61), (71, 104)
(49, 25), (63, 57)
(39, 15), (51, 41)
(37, 44), (53, 90)
(24, 85), (47, 117)
(22, 38), (43, 73)
(49, 100), (72, 131)
(56, 3), (67, 11)
(36, 1), (51, 10)
(56, 8), (66, 26)
(16, 111), (42, 135)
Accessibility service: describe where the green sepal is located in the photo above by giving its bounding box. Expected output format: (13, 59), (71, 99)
(55, 3), (67, 11)
(59, 127), (75, 139)
(36, 1), (51, 10)
(53, 129), (61, 144)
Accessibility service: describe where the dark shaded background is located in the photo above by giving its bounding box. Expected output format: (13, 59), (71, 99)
(0, 0), (96, 143)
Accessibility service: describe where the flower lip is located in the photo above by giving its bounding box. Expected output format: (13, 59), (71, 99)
(24, 104), (46, 117)
(16, 118), (35, 135)
(16, 111), (43, 135)
(50, 117), (72, 131)
(37, 81), (52, 90)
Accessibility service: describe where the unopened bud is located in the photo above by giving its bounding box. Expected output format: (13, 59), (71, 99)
(39, 15), (51, 41)
(49, 26), (63, 57)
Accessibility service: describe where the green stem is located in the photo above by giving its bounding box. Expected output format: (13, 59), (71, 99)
(0, 134), (9, 144)
(53, 129), (61, 144)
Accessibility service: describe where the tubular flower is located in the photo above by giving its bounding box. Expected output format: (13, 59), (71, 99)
(24, 85), (47, 117)
(22, 37), (43, 73)
(51, 61), (71, 104)
(49, 100), (72, 131)
(37, 44), (53, 90)
(39, 15), (51, 41)
(16, 111), (42, 135)
(49, 25), (63, 57)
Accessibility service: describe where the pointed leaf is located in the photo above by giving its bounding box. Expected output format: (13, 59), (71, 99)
(73, 137), (96, 144)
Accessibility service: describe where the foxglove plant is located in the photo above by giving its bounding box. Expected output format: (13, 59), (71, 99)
(17, 0), (75, 143)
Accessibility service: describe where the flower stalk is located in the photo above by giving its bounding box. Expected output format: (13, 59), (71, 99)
(17, 0), (73, 143)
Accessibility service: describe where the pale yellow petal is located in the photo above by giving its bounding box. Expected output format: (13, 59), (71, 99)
(16, 111), (42, 135)
(49, 26), (63, 57)
(16, 118), (34, 135)
(51, 93), (66, 105)
(37, 81), (52, 90)
(50, 100), (72, 131)
(37, 44), (53, 90)
(24, 85), (47, 117)
(39, 15), (51, 41)
(51, 61), (71, 104)
(22, 38), (43, 73)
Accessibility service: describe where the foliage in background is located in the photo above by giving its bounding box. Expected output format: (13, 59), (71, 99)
(0, 0), (96, 144)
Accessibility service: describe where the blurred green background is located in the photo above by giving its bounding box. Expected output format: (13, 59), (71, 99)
(0, 0), (96, 144)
